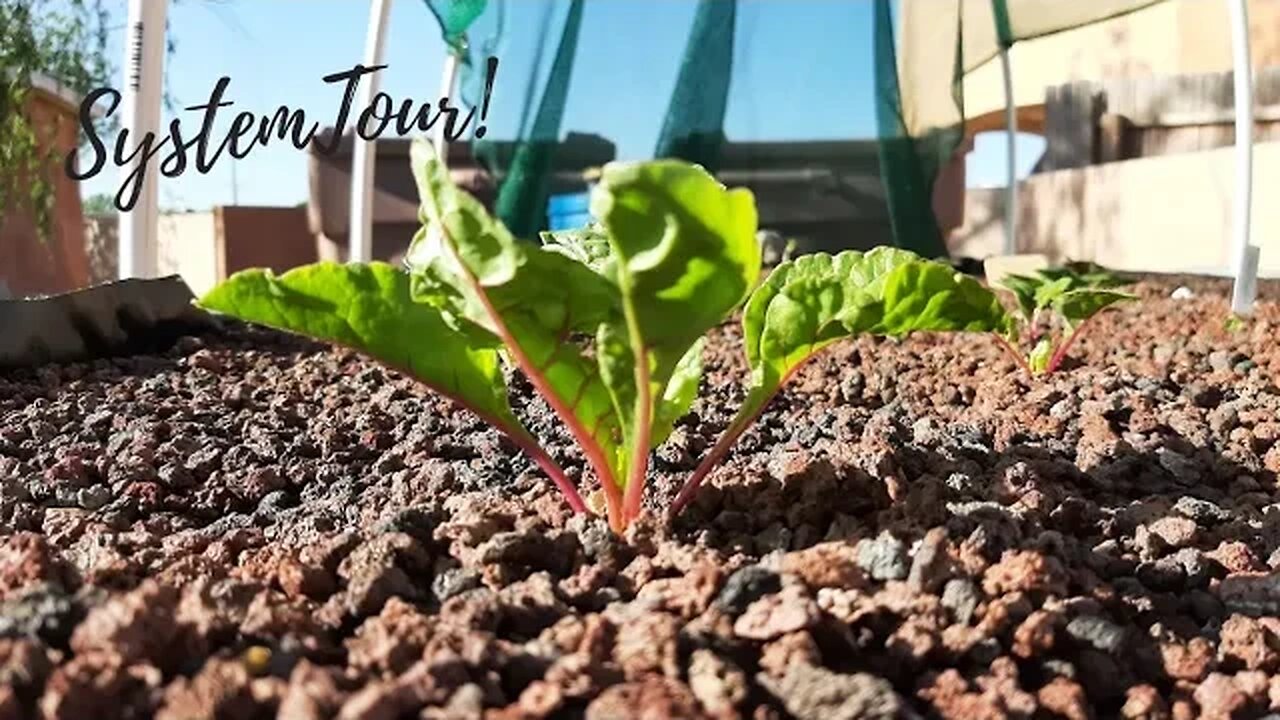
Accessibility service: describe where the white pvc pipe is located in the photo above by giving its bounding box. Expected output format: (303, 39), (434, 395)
(433, 52), (460, 168)
(118, 0), (168, 280)
(348, 0), (393, 264)
(1228, 0), (1257, 315)
(999, 45), (1017, 256)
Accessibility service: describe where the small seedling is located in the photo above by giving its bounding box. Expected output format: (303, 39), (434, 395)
(203, 141), (1010, 531)
(996, 263), (1134, 375)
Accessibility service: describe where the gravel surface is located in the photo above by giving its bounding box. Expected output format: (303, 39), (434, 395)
(2, 275), (1280, 719)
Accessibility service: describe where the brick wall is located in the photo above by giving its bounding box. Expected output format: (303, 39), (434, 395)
(216, 206), (317, 279)
(0, 85), (91, 297)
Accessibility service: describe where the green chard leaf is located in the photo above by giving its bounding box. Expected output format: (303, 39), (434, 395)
(654, 338), (704, 446)
(994, 263), (1134, 375)
(199, 262), (516, 428)
(670, 247), (1010, 517)
(590, 160), (760, 511)
(740, 248), (1008, 426)
(1005, 264), (1130, 317)
(999, 273), (1041, 322)
(1028, 337), (1054, 374)
(404, 139), (628, 517)
(1052, 288), (1135, 329)
(591, 161), (761, 346)
(1040, 261), (1128, 289)
(1031, 275), (1075, 310)
(540, 223), (614, 274)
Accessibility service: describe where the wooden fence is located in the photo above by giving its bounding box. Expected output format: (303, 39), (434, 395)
(1041, 66), (1280, 171)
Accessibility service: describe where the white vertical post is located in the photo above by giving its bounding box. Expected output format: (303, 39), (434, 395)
(1228, 0), (1257, 315)
(349, 0), (393, 264)
(433, 52), (461, 168)
(118, 0), (168, 280)
(999, 45), (1018, 256)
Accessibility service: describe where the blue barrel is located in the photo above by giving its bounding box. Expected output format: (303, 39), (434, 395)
(547, 191), (592, 231)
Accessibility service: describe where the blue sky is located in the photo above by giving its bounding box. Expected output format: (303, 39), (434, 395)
(78, 0), (1041, 210)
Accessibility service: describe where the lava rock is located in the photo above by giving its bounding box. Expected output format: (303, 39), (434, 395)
(715, 565), (781, 615)
(567, 515), (620, 564)
(478, 531), (571, 576)
(1065, 615), (1128, 656)
(758, 663), (911, 720)
(431, 567), (482, 604)
(733, 586), (819, 641)
(1173, 496), (1230, 525)
(907, 528), (953, 593)
(941, 578), (981, 625)
(857, 531), (909, 581)
(0, 583), (80, 647)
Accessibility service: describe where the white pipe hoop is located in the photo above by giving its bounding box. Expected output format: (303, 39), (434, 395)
(999, 45), (1017, 256)
(1228, 0), (1257, 316)
(349, 0), (393, 264)
(434, 51), (460, 168)
(118, 0), (169, 280)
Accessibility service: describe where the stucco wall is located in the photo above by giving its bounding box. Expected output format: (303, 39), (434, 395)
(86, 207), (315, 298)
(148, 206), (316, 297)
(950, 140), (1280, 277)
(156, 212), (219, 297)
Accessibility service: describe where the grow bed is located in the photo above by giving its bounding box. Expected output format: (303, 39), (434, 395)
(2, 275), (1280, 719)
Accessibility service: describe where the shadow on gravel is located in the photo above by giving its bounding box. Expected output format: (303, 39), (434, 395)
(669, 426), (1277, 704)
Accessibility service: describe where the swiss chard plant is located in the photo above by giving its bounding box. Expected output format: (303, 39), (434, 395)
(202, 140), (1010, 531)
(996, 263), (1134, 375)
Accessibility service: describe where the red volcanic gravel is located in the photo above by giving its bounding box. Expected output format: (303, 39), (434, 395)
(2, 274), (1280, 718)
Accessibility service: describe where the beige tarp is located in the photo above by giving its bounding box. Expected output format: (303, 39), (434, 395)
(897, 0), (1178, 137)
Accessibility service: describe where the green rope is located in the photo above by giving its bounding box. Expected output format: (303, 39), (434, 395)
(489, 0), (585, 238)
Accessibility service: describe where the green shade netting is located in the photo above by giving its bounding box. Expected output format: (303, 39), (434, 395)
(485, 0), (584, 239)
(421, 0), (1169, 259)
(873, 0), (952, 257)
(652, 0), (736, 171)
